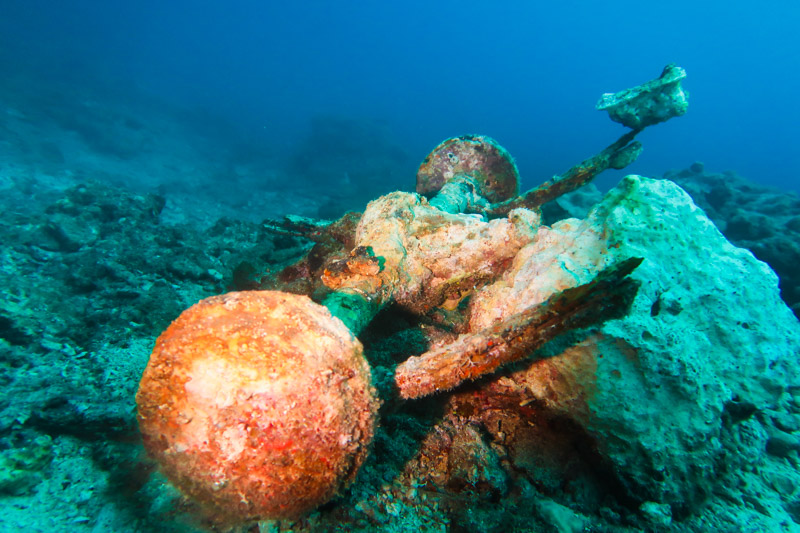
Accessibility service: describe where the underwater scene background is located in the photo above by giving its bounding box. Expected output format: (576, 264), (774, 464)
(1, 1), (800, 532)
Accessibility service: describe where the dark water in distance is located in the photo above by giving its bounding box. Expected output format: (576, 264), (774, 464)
(3, 0), (799, 194)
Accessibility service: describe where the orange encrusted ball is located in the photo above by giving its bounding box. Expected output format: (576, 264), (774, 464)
(136, 291), (379, 523)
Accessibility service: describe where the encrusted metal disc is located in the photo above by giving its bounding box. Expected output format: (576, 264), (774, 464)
(416, 135), (519, 203)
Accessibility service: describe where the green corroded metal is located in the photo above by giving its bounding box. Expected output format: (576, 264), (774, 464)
(596, 64), (689, 130)
(322, 290), (380, 335)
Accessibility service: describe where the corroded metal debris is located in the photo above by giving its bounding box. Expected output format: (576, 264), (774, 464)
(395, 257), (643, 399)
(416, 135), (520, 204)
(137, 65), (689, 527)
(596, 64), (688, 129)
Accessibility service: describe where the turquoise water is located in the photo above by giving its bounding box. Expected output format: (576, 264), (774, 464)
(1, 2), (799, 532)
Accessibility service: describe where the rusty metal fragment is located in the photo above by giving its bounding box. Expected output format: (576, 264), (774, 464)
(394, 257), (643, 399)
(417, 135), (520, 204)
(486, 130), (642, 217)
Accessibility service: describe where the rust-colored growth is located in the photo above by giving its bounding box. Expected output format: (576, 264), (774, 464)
(395, 257), (642, 399)
(136, 291), (379, 524)
(261, 211), (362, 299)
(416, 135), (520, 203)
(321, 245), (384, 295)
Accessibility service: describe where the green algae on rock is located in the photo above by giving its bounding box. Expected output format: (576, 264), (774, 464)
(596, 64), (689, 129)
(473, 175), (800, 528)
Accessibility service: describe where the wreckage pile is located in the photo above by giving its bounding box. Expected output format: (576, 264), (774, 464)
(136, 66), (800, 531)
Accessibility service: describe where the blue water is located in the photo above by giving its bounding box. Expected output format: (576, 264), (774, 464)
(2, 0), (798, 193)
(2, 3), (800, 532)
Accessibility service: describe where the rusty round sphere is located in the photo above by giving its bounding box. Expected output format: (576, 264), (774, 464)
(136, 291), (379, 523)
(416, 135), (520, 203)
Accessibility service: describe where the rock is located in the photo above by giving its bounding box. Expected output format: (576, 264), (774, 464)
(640, 501), (672, 527)
(550, 168), (800, 318)
(786, 215), (800, 233)
(726, 210), (774, 241)
(771, 411), (800, 433)
(470, 175), (800, 517)
(535, 498), (589, 533)
(766, 430), (800, 458)
(447, 423), (509, 496)
(766, 470), (797, 497)
(0, 434), (53, 495)
(405, 417), (510, 499)
(662, 168), (800, 316)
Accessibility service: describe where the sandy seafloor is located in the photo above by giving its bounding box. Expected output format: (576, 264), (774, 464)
(2, 66), (800, 533)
